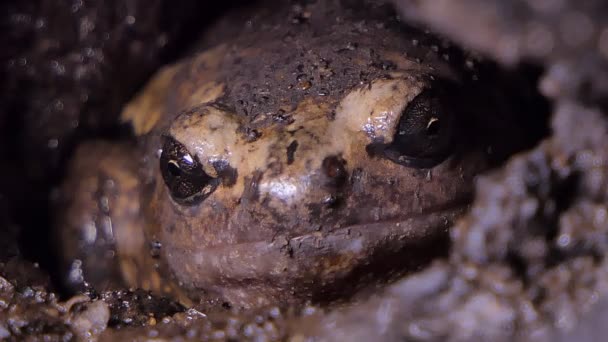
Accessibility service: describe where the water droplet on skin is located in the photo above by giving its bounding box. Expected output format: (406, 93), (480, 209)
(411, 39), (419, 46)
(51, 60), (66, 75)
(68, 259), (84, 284)
(150, 241), (162, 258)
(103, 180), (115, 192)
(125, 15), (136, 25)
(297, 80), (312, 90)
(71, 0), (83, 13)
(99, 196), (110, 213)
(346, 42), (358, 50)
(83, 221), (97, 244)
(557, 234), (571, 247)
(47, 138), (59, 149)
(426, 170), (432, 181)
(35, 18), (45, 29)
(373, 209), (381, 221)
(157, 34), (169, 48)
(269, 307), (281, 318)
(212, 330), (226, 339)
(53, 99), (64, 111)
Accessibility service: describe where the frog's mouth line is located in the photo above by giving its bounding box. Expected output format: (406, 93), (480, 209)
(175, 203), (467, 292)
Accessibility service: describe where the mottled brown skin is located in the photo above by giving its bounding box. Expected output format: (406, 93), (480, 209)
(56, 0), (529, 309)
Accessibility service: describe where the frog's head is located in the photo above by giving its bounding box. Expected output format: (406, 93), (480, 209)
(123, 3), (533, 308)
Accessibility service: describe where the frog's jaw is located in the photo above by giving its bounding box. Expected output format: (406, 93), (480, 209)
(163, 205), (464, 309)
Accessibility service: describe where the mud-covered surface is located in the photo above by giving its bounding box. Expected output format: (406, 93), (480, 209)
(2, 0), (608, 341)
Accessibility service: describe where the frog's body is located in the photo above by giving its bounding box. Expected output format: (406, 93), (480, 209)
(56, 0), (534, 309)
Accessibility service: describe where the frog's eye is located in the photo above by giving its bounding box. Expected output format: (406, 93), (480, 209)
(160, 136), (219, 205)
(382, 87), (455, 168)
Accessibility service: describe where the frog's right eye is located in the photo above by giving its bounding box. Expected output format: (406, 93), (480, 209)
(382, 84), (456, 169)
(160, 136), (219, 205)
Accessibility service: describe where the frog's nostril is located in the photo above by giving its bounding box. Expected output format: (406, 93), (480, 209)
(322, 156), (347, 187)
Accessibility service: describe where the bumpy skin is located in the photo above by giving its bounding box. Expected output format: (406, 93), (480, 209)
(57, 0), (530, 309)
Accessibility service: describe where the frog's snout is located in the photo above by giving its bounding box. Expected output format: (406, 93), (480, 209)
(251, 151), (351, 227)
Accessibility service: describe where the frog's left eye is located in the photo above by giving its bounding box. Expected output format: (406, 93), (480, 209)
(382, 86), (456, 168)
(160, 136), (219, 205)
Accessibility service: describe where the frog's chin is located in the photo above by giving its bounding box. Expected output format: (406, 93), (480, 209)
(170, 204), (466, 307)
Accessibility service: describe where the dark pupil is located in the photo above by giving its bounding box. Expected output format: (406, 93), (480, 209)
(168, 161), (181, 177)
(426, 118), (440, 136)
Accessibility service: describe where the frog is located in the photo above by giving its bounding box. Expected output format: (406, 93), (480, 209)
(55, 0), (538, 310)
